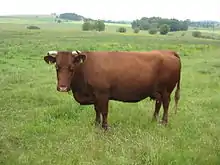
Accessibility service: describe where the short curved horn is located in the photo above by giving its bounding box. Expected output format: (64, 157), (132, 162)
(72, 50), (81, 55)
(47, 51), (58, 55)
(76, 50), (81, 54)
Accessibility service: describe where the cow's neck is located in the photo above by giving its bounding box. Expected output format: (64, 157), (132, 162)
(71, 66), (86, 93)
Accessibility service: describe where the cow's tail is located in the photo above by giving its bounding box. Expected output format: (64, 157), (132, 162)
(173, 51), (181, 114)
(174, 74), (181, 114)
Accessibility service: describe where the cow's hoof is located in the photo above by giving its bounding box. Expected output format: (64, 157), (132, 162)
(102, 124), (108, 131)
(159, 120), (168, 126)
(94, 122), (101, 127)
(152, 117), (158, 123)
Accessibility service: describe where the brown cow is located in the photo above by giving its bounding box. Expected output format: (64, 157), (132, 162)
(43, 50), (181, 130)
(152, 50), (181, 114)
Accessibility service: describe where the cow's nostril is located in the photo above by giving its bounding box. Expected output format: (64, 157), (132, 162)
(58, 86), (68, 92)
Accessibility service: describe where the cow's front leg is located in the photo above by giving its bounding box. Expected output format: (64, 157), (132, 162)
(94, 93), (109, 130)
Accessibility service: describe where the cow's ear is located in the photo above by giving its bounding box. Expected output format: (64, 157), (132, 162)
(44, 55), (56, 64)
(74, 54), (87, 64)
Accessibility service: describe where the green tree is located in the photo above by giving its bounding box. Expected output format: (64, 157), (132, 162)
(26, 25), (40, 30)
(94, 20), (105, 31)
(133, 28), (140, 33)
(131, 19), (141, 29)
(59, 13), (84, 21)
(160, 24), (169, 35)
(117, 27), (127, 33)
(192, 31), (202, 38)
(148, 28), (157, 34)
(141, 22), (150, 30)
(82, 21), (92, 31)
(131, 17), (189, 32)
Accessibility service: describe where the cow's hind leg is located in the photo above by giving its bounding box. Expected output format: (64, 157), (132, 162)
(94, 104), (101, 126)
(161, 90), (171, 125)
(152, 93), (162, 122)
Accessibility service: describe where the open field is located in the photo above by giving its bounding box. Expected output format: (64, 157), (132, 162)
(0, 15), (132, 33)
(1, 18), (220, 165)
(1, 15), (220, 34)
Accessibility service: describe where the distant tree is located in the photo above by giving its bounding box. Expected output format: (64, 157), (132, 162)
(94, 20), (105, 31)
(117, 27), (127, 33)
(132, 18), (150, 30)
(59, 13), (84, 21)
(131, 17), (189, 32)
(140, 21), (151, 30)
(192, 31), (202, 38)
(82, 21), (93, 31)
(81, 19), (106, 31)
(190, 20), (218, 28)
(57, 20), (61, 23)
(148, 28), (157, 34)
(181, 32), (186, 36)
(133, 28), (140, 33)
(160, 24), (169, 35)
(131, 19), (141, 29)
(150, 22), (158, 29)
(26, 25), (40, 30)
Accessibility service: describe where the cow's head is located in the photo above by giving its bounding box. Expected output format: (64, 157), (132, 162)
(44, 50), (87, 92)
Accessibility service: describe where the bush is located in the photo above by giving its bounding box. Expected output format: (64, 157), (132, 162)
(94, 20), (105, 32)
(181, 32), (185, 36)
(148, 28), (157, 35)
(82, 20), (105, 32)
(159, 24), (169, 35)
(192, 31), (202, 38)
(117, 27), (127, 33)
(133, 28), (140, 33)
(26, 25), (40, 30)
(57, 20), (61, 23)
(82, 21), (93, 31)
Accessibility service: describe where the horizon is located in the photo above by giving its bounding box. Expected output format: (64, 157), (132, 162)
(0, 0), (219, 22)
(0, 13), (219, 22)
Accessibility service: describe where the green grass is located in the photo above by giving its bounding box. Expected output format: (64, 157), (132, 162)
(1, 19), (220, 165)
(0, 16), (133, 33)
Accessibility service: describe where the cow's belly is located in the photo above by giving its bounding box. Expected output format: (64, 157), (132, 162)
(109, 85), (154, 102)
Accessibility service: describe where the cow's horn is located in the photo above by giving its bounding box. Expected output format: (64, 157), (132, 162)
(72, 50), (81, 55)
(48, 51), (58, 55)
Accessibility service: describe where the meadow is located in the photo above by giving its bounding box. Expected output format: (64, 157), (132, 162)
(1, 16), (220, 165)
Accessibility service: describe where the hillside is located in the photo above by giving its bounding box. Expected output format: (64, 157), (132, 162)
(59, 13), (85, 21)
(58, 12), (131, 24)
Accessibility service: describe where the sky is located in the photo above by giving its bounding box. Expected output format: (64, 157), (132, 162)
(0, 0), (219, 21)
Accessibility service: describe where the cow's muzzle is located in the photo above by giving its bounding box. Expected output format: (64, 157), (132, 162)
(57, 85), (70, 92)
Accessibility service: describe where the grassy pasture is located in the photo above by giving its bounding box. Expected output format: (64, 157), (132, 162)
(1, 18), (220, 165)
(0, 15), (133, 33)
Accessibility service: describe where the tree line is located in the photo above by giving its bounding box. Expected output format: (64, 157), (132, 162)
(58, 13), (131, 25)
(59, 13), (84, 21)
(131, 17), (189, 32)
(54, 13), (220, 33)
(189, 21), (219, 28)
